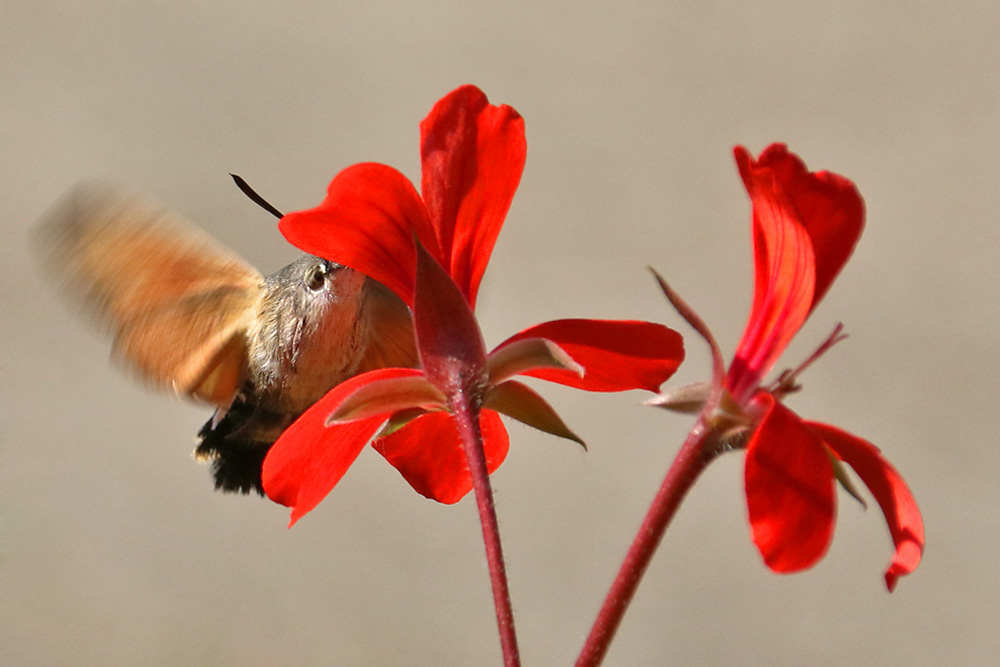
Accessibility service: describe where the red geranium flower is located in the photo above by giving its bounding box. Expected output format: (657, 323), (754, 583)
(656, 144), (923, 590)
(262, 85), (685, 524)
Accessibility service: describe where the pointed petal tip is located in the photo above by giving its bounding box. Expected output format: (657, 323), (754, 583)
(649, 268), (723, 386)
(828, 452), (868, 510)
(643, 381), (712, 414)
(884, 536), (923, 592)
(485, 380), (586, 448)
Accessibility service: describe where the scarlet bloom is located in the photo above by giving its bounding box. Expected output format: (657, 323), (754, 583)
(658, 144), (923, 590)
(262, 85), (685, 524)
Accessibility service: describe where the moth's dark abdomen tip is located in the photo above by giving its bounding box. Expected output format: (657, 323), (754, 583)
(194, 435), (268, 496)
(196, 410), (271, 496)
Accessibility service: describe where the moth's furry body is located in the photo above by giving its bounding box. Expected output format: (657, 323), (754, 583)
(249, 257), (370, 413)
(197, 256), (374, 493)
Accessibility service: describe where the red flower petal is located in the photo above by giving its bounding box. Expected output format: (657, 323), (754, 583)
(262, 368), (424, 525)
(496, 319), (684, 392)
(745, 394), (836, 573)
(727, 145), (865, 402)
(728, 147), (817, 401)
(419, 85), (526, 307)
(750, 144), (865, 308)
(278, 162), (436, 306)
(372, 409), (510, 504)
(807, 422), (925, 591)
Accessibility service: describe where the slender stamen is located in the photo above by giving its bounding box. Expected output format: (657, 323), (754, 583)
(767, 323), (848, 398)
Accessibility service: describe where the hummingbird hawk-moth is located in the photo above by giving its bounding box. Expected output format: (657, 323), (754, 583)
(35, 183), (417, 495)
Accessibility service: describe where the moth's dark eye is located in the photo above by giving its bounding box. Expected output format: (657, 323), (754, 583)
(305, 264), (326, 291)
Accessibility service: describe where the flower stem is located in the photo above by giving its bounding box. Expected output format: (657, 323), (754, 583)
(575, 417), (718, 667)
(452, 399), (521, 667)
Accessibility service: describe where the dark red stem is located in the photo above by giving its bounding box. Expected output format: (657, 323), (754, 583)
(575, 418), (718, 667)
(452, 398), (521, 667)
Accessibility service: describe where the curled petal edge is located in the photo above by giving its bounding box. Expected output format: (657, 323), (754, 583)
(807, 421), (924, 592)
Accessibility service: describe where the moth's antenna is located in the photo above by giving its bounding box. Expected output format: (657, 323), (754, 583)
(230, 174), (285, 219)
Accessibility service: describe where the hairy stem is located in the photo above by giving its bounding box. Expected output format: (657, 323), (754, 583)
(452, 399), (521, 667)
(576, 419), (718, 667)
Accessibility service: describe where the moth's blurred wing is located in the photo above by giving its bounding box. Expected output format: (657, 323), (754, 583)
(355, 279), (419, 373)
(114, 286), (261, 404)
(35, 184), (264, 405)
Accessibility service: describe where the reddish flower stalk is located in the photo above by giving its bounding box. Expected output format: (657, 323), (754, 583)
(451, 397), (520, 667)
(576, 415), (718, 667)
(577, 144), (924, 666)
(260, 85), (686, 664)
(576, 273), (726, 667)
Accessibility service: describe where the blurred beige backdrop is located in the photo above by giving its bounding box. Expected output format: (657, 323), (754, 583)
(2, 2), (996, 665)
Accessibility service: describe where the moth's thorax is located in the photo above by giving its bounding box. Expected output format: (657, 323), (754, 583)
(246, 256), (371, 413)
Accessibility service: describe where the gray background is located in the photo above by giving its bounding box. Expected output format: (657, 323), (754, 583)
(2, 2), (995, 665)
